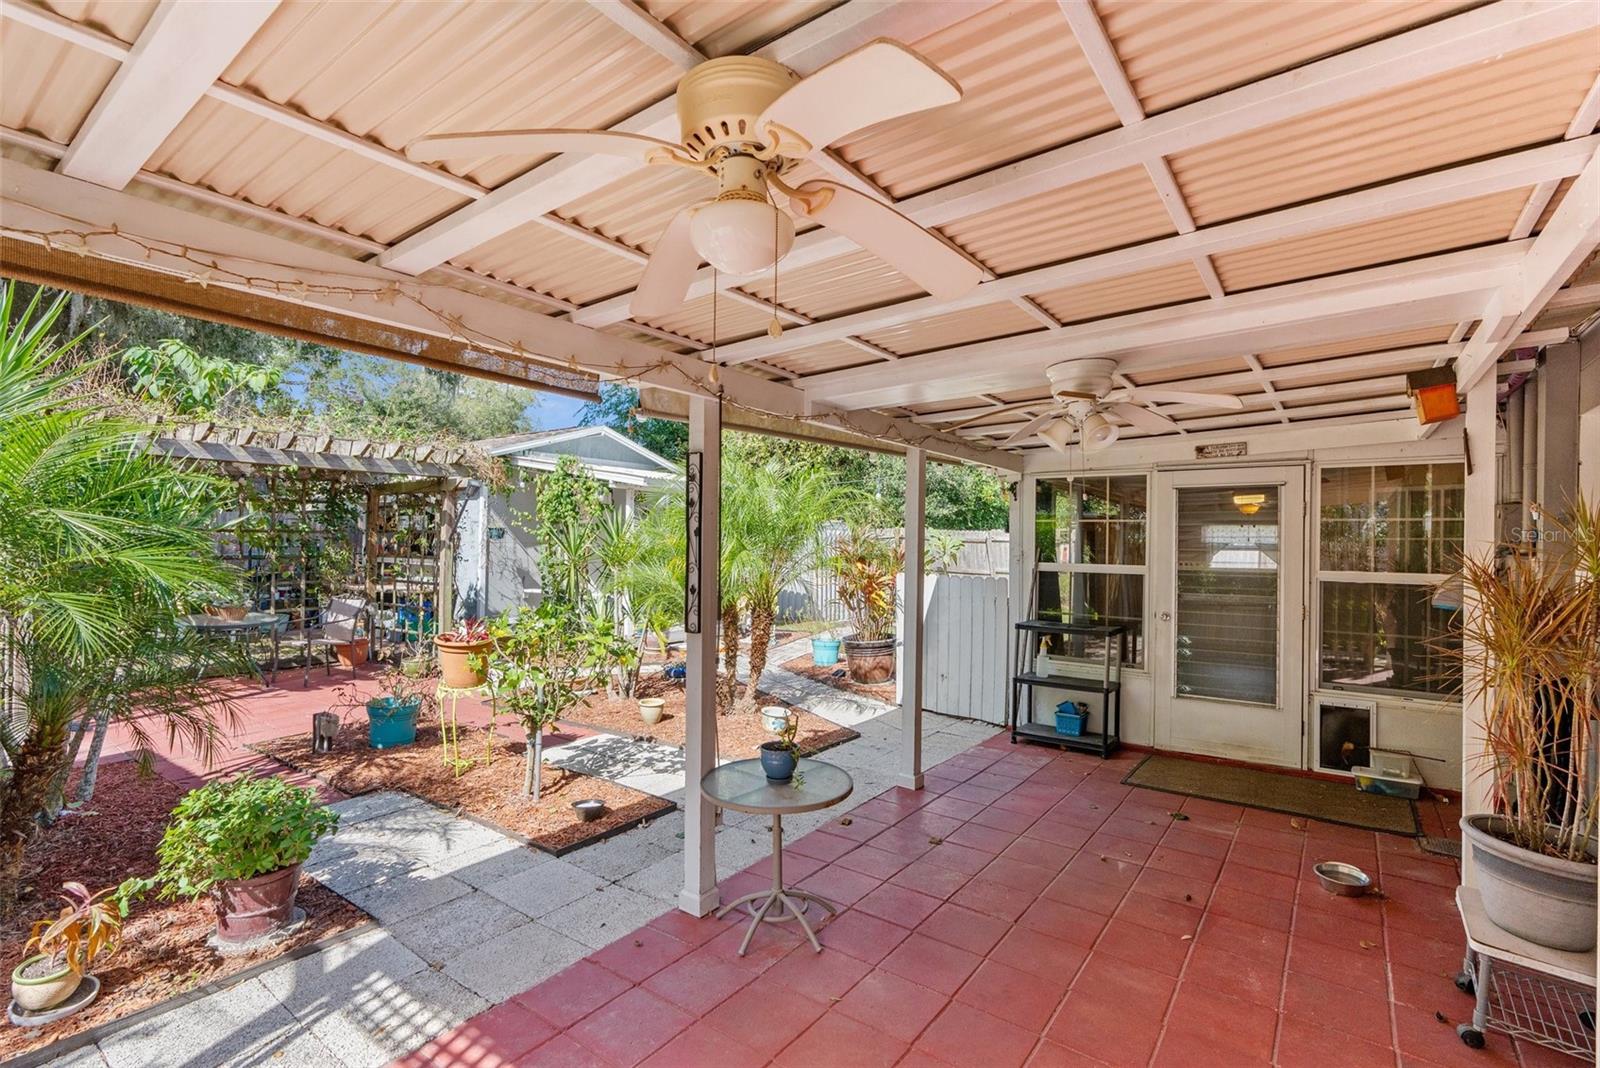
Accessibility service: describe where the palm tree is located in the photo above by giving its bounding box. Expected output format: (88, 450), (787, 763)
(0, 285), (240, 913)
(728, 461), (857, 708)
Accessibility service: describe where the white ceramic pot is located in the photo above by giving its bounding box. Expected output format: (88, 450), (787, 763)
(638, 697), (666, 725)
(759, 705), (792, 733)
(1461, 814), (1596, 952)
(11, 955), (81, 1012)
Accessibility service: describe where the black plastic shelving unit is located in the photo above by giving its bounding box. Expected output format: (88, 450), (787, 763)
(1010, 619), (1124, 757)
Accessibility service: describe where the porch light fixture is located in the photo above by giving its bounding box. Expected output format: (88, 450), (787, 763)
(1037, 420), (1074, 454)
(1232, 492), (1267, 516)
(1405, 361), (1461, 425)
(1080, 411), (1119, 450)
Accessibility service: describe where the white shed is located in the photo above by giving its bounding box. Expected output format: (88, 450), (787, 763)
(455, 427), (677, 620)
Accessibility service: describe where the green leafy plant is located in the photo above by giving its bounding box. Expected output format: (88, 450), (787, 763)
(828, 525), (904, 643)
(121, 338), (281, 414)
(24, 882), (124, 975)
(483, 603), (616, 800)
(118, 776), (338, 903)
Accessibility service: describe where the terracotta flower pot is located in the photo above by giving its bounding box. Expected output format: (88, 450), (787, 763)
(435, 636), (491, 689)
(11, 955), (81, 1012)
(842, 637), (895, 684)
(334, 641), (368, 668)
(214, 863), (303, 945)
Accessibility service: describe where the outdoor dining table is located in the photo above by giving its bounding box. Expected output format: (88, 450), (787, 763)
(177, 611), (280, 686)
(700, 757), (853, 956)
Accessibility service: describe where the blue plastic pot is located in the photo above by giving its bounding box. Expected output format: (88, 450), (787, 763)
(366, 695), (422, 749)
(811, 637), (841, 667)
(760, 743), (797, 782)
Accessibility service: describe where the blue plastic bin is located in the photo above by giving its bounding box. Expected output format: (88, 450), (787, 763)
(1054, 702), (1086, 736)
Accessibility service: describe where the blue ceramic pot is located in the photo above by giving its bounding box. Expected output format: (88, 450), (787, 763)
(811, 638), (841, 667)
(365, 695), (422, 749)
(759, 743), (797, 782)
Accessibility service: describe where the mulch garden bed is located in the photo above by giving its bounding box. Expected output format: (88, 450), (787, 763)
(561, 674), (859, 759)
(781, 652), (898, 702)
(0, 762), (368, 1060)
(254, 722), (674, 854)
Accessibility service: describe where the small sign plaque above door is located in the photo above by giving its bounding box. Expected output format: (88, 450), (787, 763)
(1195, 441), (1247, 459)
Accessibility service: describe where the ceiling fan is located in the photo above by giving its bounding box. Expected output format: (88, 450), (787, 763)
(407, 41), (983, 319)
(953, 358), (1246, 452)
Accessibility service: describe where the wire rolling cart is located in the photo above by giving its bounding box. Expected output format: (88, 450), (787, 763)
(1452, 887), (1595, 1059)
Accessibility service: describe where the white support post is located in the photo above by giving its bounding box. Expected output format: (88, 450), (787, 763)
(681, 396), (720, 915)
(1461, 372), (1498, 882)
(900, 448), (926, 791)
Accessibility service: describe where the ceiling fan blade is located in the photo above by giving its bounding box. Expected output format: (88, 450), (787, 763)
(999, 410), (1060, 448)
(1126, 387), (1245, 410)
(630, 208), (701, 319)
(791, 181), (982, 301)
(758, 40), (961, 155)
(949, 400), (1041, 430)
(1107, 402), (1178, 435)
(406, 129), (677, 163)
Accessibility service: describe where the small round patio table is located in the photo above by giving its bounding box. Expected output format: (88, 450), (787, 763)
(701, 757), (853, 956)
(178, 612), (280, 686)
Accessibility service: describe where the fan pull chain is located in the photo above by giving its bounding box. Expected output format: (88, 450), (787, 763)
(707, 266), (720, 388)
(768, 204), (783, 339)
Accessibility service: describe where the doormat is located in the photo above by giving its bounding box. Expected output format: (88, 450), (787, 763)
(1123, 754), (1420, 836)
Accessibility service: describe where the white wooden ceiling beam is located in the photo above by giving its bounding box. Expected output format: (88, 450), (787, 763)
(574, 0), (1595, 327)
(57, 0), (279, 190)
(586, 0), (705, 69)
(1457, 146), (1600, 390)
(1242, 354), (1289, 424)
(801, 243), (1522, 409)
(691, 136), (1597, 364)
(373, 0), (998, 276)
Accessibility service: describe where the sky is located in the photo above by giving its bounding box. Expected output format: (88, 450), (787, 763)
(528, 391), (590, 431)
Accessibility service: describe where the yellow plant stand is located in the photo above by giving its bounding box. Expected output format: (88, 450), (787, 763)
(434, 682), (493, 777)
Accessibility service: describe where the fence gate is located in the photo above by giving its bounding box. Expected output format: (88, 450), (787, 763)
(902, 574), (1010, 725)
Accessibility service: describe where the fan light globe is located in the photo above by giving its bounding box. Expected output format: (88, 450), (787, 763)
(1037, 420), (1074, 454)
(1081, 412), (1119, 451)
(690, 199), (795, 275)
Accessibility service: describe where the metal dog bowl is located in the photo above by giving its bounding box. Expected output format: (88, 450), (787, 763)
(572, 799), (608, 822)
(1313, 861), (1373, 897)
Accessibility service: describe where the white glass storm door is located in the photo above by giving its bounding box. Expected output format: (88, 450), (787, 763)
(1151, 466), (1306, 767)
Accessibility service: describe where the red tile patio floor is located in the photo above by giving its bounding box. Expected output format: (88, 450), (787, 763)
(396, 736), (1563, 1068)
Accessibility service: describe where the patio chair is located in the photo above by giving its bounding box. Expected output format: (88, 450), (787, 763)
(282, 596), (370, 687)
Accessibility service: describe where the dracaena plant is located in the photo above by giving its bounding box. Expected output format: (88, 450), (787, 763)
(828, 525), (904, 643)
(25, 882), (124, 975)
(1447, 496), (1600, 863)
(118, 775), (338, 904)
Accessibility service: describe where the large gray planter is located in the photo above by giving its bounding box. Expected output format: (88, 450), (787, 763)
(1460, 814), (1596, 952)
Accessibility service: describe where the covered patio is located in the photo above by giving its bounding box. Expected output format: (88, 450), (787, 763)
(3, 0), (1599, 1065)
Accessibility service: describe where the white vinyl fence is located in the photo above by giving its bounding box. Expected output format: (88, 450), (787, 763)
(787, 524), (1009, 624)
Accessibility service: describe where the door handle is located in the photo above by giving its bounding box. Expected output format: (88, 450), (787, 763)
(1158, 611), (1172, 622)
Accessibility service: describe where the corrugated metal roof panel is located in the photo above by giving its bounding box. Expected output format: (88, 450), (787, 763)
(1169, 32), (1600, 225)
(1096, 0), (1472, 115)
(738, 250), (924, 320)
(637, 0), (833, 57)
(939, 167), (1175, 276)
(1029, 262), (1208, 326)
(1535, 177), (1576, 235)
(455, 220), (642, 306)
(218, 1), (681, 189)
(0, 25), (120, 144)
(768, 340), (879, 378)
(37, 0), (158, 41)
(832, 2), (1120, 198)
(1126, 355), (1249, 386)
(559, 165), (713, 253)
(1213, 188), (1531, 293)
(638, 288), (773, 343)
(862, 302), (1044, 357)
(1256, 325), (1455, 369)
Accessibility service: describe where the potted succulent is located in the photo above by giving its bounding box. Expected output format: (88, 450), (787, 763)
(759, 712), (800, 782)
(12, 883), (123, 1014)
(827, 526), (903, 684)
(1450, 499), (1598, 951)
(363, 669), (431, 749)
(119, 775), (338, 948)
(435, 618), (491, 688)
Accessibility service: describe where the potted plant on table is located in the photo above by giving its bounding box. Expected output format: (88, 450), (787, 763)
(760, 711), (800, 783)
(11, 883), (123, 1015)
(1450, 498), (1599, 952)
(435, 618), (491, 689)
(119, 775), (338, 949)
(827, 525), (903, 684)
